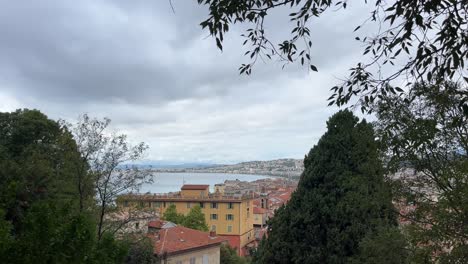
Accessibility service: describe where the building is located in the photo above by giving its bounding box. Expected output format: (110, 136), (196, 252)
(252, 207), (268, 228)
(149, 221), (226, 264)
(214, 183), (225, 194)
(105, 210), (158, 237)
(119, 184), (256, 256)
(148, 219), (177, 233)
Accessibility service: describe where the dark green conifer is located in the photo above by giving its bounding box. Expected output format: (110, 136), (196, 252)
(253, 110), (405, 263)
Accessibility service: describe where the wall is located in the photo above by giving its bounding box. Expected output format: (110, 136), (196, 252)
(253, 213), (266, 227)
(181, 188), (209, 198)
(163, 244), (220, 264)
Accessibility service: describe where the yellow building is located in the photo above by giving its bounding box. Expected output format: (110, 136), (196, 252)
(119, 184), (256, 256)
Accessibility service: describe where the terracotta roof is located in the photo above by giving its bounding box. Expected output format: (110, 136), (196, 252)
(151, 226), (226, 256)
(148, 220), (176, 229)
(253, 207), (267, 214)
(181, 184), (209, 190)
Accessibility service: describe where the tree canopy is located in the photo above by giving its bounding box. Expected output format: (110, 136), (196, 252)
(182, 205), (209, 232)
(196, 0), (467, 113)
(252, 110), (406, 263)
(376, 82), (468, 263)
(162, 204), (185, 224)
(162, 204), (209, 232)
(0, 109), (132, 263)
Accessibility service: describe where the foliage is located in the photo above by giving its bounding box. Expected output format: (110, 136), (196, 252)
(252, 110), (406, 263)
(162, 205), (209, 232)
(196, 0), (467, 113)
(162, 204), (185, 224)
(124, 237), (158, 264)
(0, 109), (85, 231)
(70, 114), (151, 240)
(0, 109), (131, 264)
(92, 232), (129, 264)
(376, 82), (468, 263)
(351, 226), (409, 264)
(221, 244), (250, 264)
(0, 209), (12, 258)
(182, 205), (209, 232)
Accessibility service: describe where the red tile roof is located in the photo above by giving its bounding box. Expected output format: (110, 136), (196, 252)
(253, 207), (267, 214)
(148, 220), (167, 229)
(151, 226), (226, 256)
(181, 184), (209, 190)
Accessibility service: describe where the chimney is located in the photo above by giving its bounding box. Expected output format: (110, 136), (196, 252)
(209, 230), (217, 238)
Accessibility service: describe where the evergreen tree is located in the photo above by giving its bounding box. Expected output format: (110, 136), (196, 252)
(182, 206), (209, 232)
(253, 110), (405, 263)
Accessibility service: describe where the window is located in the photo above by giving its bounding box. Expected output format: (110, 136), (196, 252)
(203, 255), (209, 264)
(210, 202), (218, 209)
(123, 201), (129, 207)
(227, 202), (234, 209)
(199, 202), (204, 208)
(210, 214), (218, 220)
(190, 257), (196, 264)
(227, 225), (232, 232)
(226, 214), (234, 221)
(187, 202), (191, 209)
(211, 225), (216, 232)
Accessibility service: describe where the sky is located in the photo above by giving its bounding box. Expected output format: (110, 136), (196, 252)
(0, 0), (375, 164)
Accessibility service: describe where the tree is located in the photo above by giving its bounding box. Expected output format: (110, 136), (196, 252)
(252, 110), (405, 263)
(125, 237), (158, 264)
(70, 114), (152, 240)
(0, 109), (85, 231)
(196, 0), (467, 113)
(376, 82), (468, 263)
(182, 205), (209, 232)
(0, 109), (129, 264)
(162, 204), (185, 224)
(220, 244), (249, 264)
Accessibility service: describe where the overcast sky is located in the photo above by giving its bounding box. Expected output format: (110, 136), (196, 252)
(0, 0), (374, 164)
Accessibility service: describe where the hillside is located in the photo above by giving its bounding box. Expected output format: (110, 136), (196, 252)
(151, 158), (304, 178)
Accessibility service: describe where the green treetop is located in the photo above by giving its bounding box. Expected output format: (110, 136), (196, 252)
(253, 110), (406, 264)
(183, 205), (209, 232)
(162, 204), (185, 224)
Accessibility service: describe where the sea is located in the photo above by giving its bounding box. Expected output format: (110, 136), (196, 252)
(138, 172), (271, 194)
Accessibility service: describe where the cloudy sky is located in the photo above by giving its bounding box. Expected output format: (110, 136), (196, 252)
(0, 0), (374, 164)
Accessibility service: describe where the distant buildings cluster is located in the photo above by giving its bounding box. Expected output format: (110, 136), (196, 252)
(116, 177), (298, 261)
(151, 158), (304, 178)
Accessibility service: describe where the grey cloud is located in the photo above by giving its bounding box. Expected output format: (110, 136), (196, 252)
(0, 0), (370, 163)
